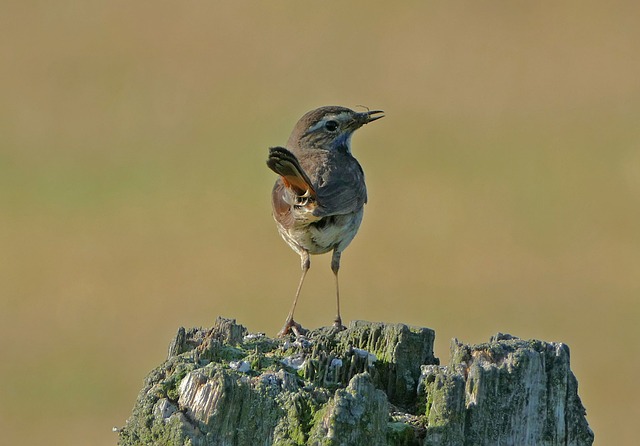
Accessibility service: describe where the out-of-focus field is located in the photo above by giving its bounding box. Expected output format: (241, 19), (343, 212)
(1, 2), (638, 444)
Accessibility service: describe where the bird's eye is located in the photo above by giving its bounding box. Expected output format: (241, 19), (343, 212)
(324, 120), (339, 132)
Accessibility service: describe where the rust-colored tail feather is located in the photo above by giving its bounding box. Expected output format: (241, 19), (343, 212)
(267, 147), (316, 197)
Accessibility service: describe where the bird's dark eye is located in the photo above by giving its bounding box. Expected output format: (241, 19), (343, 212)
(324, 120), (339, 132)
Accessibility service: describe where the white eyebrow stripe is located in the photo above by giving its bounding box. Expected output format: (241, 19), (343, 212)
(306, 113), (351, 133)
(306, 120), (326, 133)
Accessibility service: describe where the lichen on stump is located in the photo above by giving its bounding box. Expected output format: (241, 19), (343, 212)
(118, 318), (593, 446)
(419, 333), (594, 446)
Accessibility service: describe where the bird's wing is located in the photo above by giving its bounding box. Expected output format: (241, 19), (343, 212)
(270, 179), (295, 228)
(313, 157), (367, 217)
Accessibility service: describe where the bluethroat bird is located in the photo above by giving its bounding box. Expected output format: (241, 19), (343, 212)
(266, 106), (384, 336)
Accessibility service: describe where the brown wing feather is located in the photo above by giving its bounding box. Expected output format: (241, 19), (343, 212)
(270, 179), (294, 228)
(313, 155), (367, 217)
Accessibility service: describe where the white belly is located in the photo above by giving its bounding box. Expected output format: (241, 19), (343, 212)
(276, 209), (364, 256)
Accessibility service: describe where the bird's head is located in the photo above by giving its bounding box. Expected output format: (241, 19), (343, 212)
(287, 106), (384, 153)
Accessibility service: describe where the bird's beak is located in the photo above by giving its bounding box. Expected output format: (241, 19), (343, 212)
(357, 110), (385, 126)
(366, 110), (385, 123)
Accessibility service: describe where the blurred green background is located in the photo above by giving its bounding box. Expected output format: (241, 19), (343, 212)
(1, 2), (639, 445)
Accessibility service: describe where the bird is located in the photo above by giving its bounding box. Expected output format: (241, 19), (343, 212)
(266, 105), (384, 336)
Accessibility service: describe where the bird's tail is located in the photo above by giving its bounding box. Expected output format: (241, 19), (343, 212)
(267, 147), (316, 198)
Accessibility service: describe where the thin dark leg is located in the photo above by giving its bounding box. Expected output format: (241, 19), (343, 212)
(277, 251), (310, 337)
(331, 250), (345, 330)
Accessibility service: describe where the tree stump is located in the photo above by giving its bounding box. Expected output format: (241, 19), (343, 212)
(117, 318), (593, 446)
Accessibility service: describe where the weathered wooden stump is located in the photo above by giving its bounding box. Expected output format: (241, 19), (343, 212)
(118, 318), (593, 446)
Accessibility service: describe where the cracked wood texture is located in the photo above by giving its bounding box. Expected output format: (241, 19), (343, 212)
(118, 318), (593, 446)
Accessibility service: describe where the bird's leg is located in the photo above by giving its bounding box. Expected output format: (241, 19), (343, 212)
(277, 251), (310, 337)
(331, 250), (346, 330)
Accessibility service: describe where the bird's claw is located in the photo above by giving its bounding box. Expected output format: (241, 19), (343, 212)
(277, 319), (307, 338)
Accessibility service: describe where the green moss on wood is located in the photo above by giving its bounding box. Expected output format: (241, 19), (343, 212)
(119, 319), (592, 446)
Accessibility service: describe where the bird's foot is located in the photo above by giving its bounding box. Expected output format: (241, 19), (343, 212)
(332, 317), (346, 331)
(277, 319), (307, 338)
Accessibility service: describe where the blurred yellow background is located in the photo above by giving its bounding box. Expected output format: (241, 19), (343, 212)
(2, 2), (638, 445)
